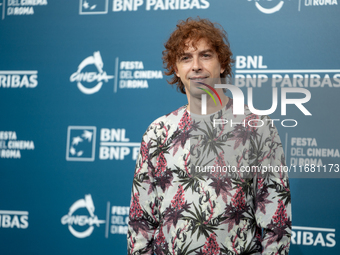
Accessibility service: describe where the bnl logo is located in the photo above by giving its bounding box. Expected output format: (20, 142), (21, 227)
(79, 0), (109, 15)
(66, 126), (96, 161)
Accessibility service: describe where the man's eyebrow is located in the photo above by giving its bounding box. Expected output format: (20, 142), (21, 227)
(179, 52), (191, 56)
(199, 49), (214, 54)
(179, 49), (214, 56)
(177, 52), (191, 59)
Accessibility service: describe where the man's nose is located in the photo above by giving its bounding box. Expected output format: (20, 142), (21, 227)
(192, 57), (202, 72)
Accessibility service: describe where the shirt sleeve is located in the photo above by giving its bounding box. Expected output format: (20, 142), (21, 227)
(251, 116), (292, 255)
(127, 127), (160, 255)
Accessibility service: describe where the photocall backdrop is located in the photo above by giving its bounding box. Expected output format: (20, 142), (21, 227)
(0, 0), (339, 254)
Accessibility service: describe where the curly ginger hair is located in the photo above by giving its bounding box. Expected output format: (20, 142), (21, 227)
(162, 17), (235, 94)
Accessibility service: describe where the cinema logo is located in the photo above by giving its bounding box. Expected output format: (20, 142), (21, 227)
(247, 0), (337, 13)
(70, 51), (114, 95)
(0, 71), (38, 88)
(0, 210), (29, 229)
(61, 195), (130, 238)
(70, 52), (163, 94)
(292, 226), (336, 247)
(61, 194), (105, 238)
(247, 0), (287, 14)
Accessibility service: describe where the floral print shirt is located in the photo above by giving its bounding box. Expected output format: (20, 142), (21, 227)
(127, 99), (291, 255)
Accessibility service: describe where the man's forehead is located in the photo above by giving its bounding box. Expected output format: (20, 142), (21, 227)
(182, 38), (214, 53)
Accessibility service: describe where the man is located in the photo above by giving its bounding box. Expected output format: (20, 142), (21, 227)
(127, 18), (291, 255)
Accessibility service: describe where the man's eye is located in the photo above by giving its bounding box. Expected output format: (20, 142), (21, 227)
(202, 54), (211, 58)
(181, 56), (189, 61)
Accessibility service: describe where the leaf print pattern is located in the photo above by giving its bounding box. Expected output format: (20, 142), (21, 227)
(128, 99), (291, 255)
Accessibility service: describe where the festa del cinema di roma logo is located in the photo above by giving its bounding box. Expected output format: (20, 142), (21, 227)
(70, 51), (163, 94)
(250, 0), (339, 13)
(70, 51), (114, 94)
(61, 194), (105, 238)
(249, 0), (285, 14)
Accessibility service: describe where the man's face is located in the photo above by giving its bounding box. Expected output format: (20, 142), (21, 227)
(175, 38), (224, 98)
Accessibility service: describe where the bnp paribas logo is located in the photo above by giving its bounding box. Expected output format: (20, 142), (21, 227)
(66, 126), (96, 161)
(79, 0), (109, 15)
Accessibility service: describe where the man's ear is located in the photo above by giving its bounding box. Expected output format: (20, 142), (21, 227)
(220, 66), (225, 74)
(174, 66), (180, 77)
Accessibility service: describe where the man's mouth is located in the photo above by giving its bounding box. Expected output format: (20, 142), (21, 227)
(190, 76), (208, 82)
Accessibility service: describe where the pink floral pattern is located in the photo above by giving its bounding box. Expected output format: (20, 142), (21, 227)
(202, 233), (220, 255)
(128, 100), (291, 255)
(232, 186), (246, 211)
(171, 185), (185, 210)
(273, 200), (289, 227)
(178, 110), (191, 131)
(155, 152), (167, 177)
(130, 193), (143, 220)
